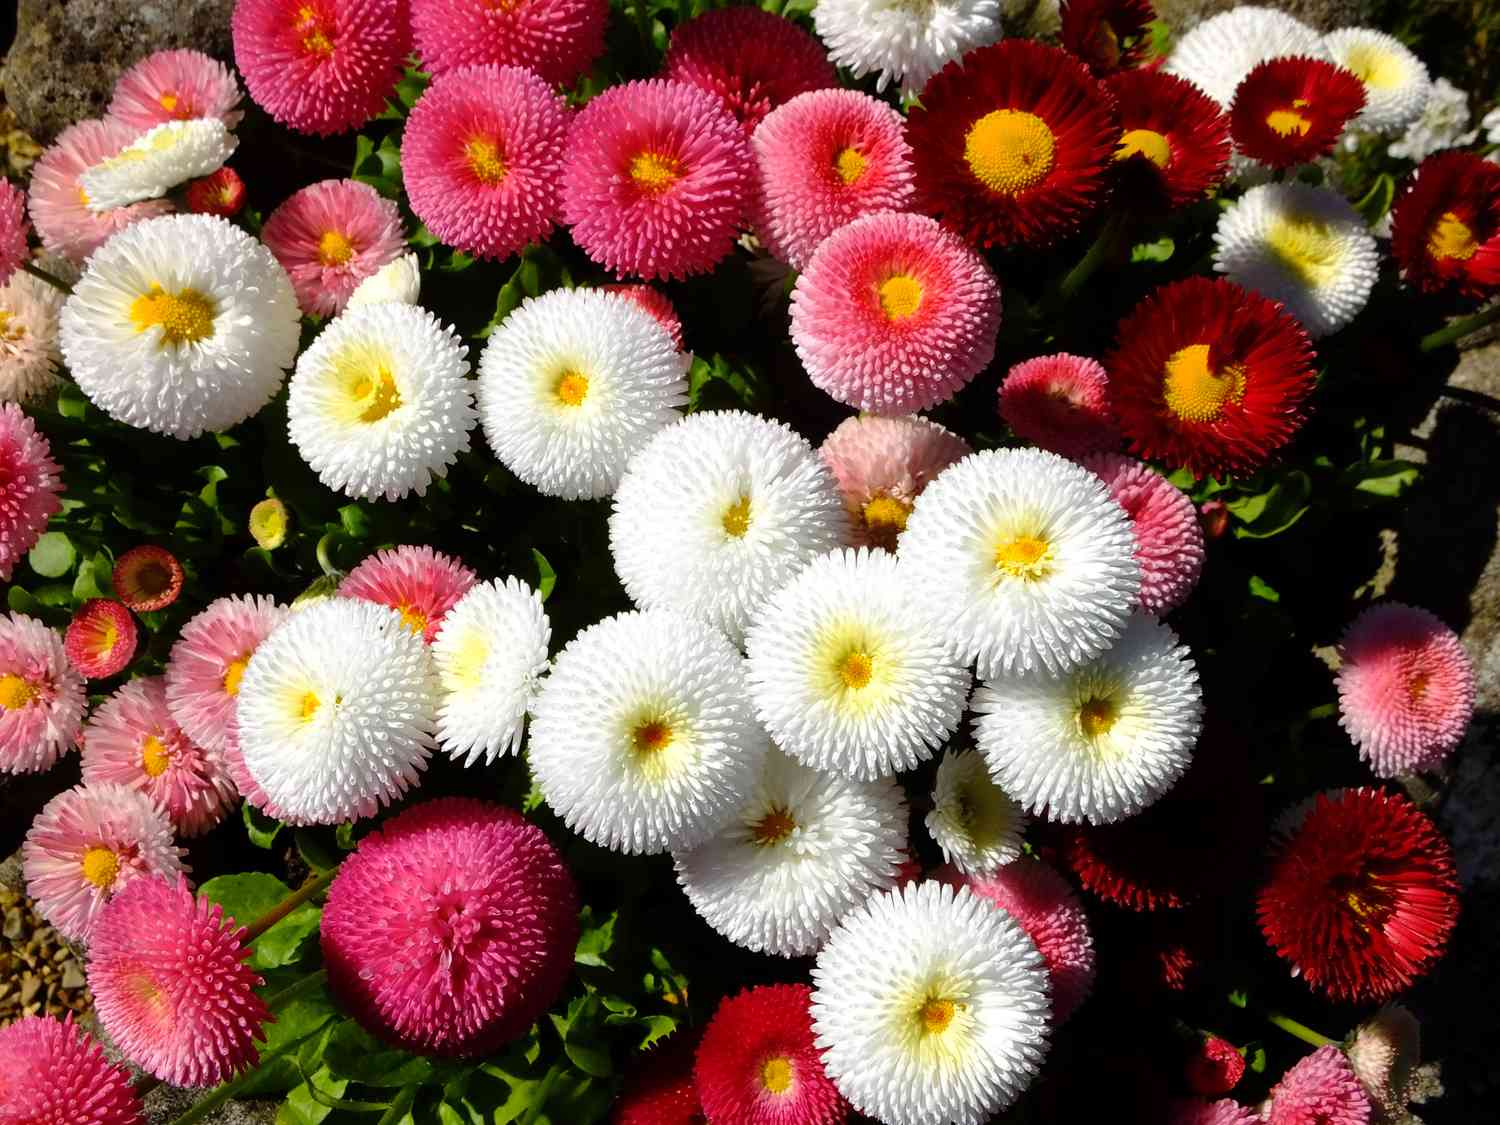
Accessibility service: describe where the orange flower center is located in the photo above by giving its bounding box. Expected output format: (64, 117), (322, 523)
(751, 806), (798, 846)
(837, 649), (874, 690)
(918, 997), (957, 1034)
(465, 138), (508, 185)
(398, 603), (429, 636)
(964, 110), (1055, 195)
(994, 534), (1053, 581)
(554, 370), (589, 407)
(296, 6), (336, 57)
(632, 719), (673, 755)
(1162, 343), (1246, 423)
(317, 229), (355, 267)
(1427, 211), (1477, 262)
(1077, 695), (1119, 739)
(629, 151), (682, 195)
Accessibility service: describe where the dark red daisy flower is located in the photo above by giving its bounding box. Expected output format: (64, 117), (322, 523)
(906, 39), (1119, 248)
(1106, 69), (1230, 214)
(1105, 276), (1317, 479)
(185, 167), (246, 217)
(1229, 56), (1365, 169)
(112, 545), (184, 613)
(1186, 1036), (1246, 1097)
(1061, 0), (1156, 75)
(614, 1031), (705, 1125)
(1389, 151), (1500, 300)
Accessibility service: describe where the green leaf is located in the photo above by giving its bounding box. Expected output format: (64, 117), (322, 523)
(6, 586), (40, 615)
(352, 132), (404, 198)
(636, 1014), (678, 1049)
(239, 987), (339, 1097)
(1228, 471), (1312, 539)
(1246, 1042), (1269, 1074)
(564, 1039), (612, 1079)
(1353, 172), (1396, 226)
(28, 532), (76, 578)
(323, 1021), (435, 1088)
(243, 802), (284, 850)
(574, 908), (616, 967)
(1248, 575), (1280, 603)
(199, 873), (322, 970)
(1130, 236), (1174, 263)
(339, 504), (372, 540)
(531, 548), (557, 603)
(1341, 458), (1420, 502)
(277, 1068), (348, 1124)
(295, 826), (344, 874)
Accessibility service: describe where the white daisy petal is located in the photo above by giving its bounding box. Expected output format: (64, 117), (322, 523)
(926, 748), (1027, 876)
(79, 118), (237, 211)
(813, 0), (1004, 97)
(345, 252), (422, 310)
(1163, 5), (1329, 110)
(1324, 28), (1431, 136)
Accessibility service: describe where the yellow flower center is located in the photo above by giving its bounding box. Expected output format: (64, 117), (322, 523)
(0, 674), (36, 710)
(317, 229), (355, 267)
(1427, 211), (1477, 262)
(0, 309), (19, 341)
(158, 91), (180, 112)
(1162, 343), (1246, 423)
(465, 138), (507, 185)
(918, 997), (957, 1035)
(333, 344), (406, 424)
(862, 494), (911, 542)
(751, 806), (798, 847)
(1265, 212), (1343, 288)
(222, 657), (248, 697)
(833, 146), (867, 185)
(447, 631), (490, 690)
(296, 6), (336, 57)
(877, 274), (924, 321)
(398, 603), (428, 636)
(554, 370), (589, 407)
(964, 110), (1056, 195)
(1266, 100), (1314, 137)
(98, 617), (120, 656)
(299, 691), (322, 721)
(722, 494), (752, 539)
(629, 151), (682, 195)
(632, 719), (673, 755)
(1343, 43), (1405, 89)
(141, 735), (172, 777)
(129, 285), (216, 346)
(1077, 695), (1118, 739)
(81, 846), (120, 889)
(994, 534), (1053, 581)
(760, 1056), (794, 1095)
(1407, 670), (1430, 703)
(837, 649), (874, 690)
(1115, 128), (1172, 169)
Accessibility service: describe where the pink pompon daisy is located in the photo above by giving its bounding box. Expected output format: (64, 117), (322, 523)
(1168, 1098), (1259, 1125)
(1265, 1046), (1374, 1125)
(818, 413), (971, 551)
(321, 797), (579, 1056)
(185, 166), (248, 217)
(403, 65), (572, 262)
(601, 283), (685, 350)
(111, 544), (184, 612)
(410, 0), (607, 87)
(81, 677), (237, 837)
(790, 210), (1002, 415)
(560, 79), (753, 281)
(0, 1014), (144, 1125)
(1080, 452), (1205, 617)
(261, 178), (406, 316)
(940, 857), (1097, 1024)
(89, 874), (271, 1087)
(21, 782), (186, 943)
(165, 594), (289, 754)
(0, 181), (28, 288)
(337, 544), (478, 643)
(1336, 603), (1474, 777)
(1, 270), (66, 405)
(1, 612), (86, 774)
(998, 353), (1120, 459)
(65, 599), (137, 680)
(26, 118), (174, 264)
(107, 48), (244, 131)
(662, 8), (837, 134)
(750, 88), (916, 272)
(232, 0), (412, 137)
(1, 402), (63, 582)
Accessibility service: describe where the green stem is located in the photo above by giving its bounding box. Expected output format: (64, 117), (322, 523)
(376, 1085), (419, 1125)
(519, 1063), (564, 1125)
(1265, 1009), (1338, 1049)
(1420, 302), (1500, 352)
(243, 869), (337, 943)
(165, 1028), (324, 1125)
(314, 530), (345, 578)
(21, 260), (73, 296)
(1057, 215), (1130, 303)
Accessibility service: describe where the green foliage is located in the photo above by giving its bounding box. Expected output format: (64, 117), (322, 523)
(199, 873), (322, 970)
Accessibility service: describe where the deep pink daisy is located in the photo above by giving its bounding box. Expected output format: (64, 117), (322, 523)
(1168, 1098), (1259, 1125)
(750, 88), (916, 271)
(601, 284), (685, 349)
(0, 1014), (144, 1125)
(320, 797), (579, 1057)
(107, 48), (244, 131)
(0, 402), (63, 583)
(0, 181), (28, 288)
(89, 875), (271, 1088)
(790, 210), (1001, 414)
(262, 178), (406, 316)
(560, 79), (753, 281)
(1265, 1046), (1373, 1125)
(998, 352), (1119, 459)
(403, 65), (572, 262)
(1336, 603), (1474, 777)
(21, 782), (185, 943)
(1080, 452), (1205, 617)
(64, 599), (137, 680)
(232, 0), (411, 136)
(0, 612), (86, 774)
(164, 594), (289, 754)
(1185, 1037), (1247, 1097)
(336, 544), (478, 643)
(410, 0), (607, 87)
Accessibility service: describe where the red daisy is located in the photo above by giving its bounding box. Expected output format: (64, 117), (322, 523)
(1106, 69), (1231, 214)
(1258, 787), (1459, 1002)
(614, 1032), (704, 1124)
(64, 600), (137, 680)
(111, 545), (184, 613)
(1186, 1037), (1246, 1097)
(1105, 276), (1317, 479)
(1061, 0), (1156, 75)
(185, 167), (247, 217)
(1389, 151), (1500, 300)
(906, 40), (1119, 248)
(1229, 57), (1366, 170)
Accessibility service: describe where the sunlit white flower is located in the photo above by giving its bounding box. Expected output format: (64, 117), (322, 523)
(926, 748), (1026, 876)
(1387, 77), (1476, 162)
(813, 0), (1003, 96)
(1324, 28), (1431, 136)
(345, 252), (421, 310)
(0, 271), (64, 405)
(1164, 6), (1329, 110)
(78, 118), (237, 211)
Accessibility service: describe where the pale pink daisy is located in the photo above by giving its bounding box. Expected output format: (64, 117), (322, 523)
(1168, 1099), (1259, 1125)
(0, 612), (86, 774)
(107, 48), (244, 131)
(1, 270), (65, 405)
(164, 594), (289, 754)
(790, 210), (1001, 415)
(999, 353), (1120, 459)
(337, 544), (478, 644)
(410, 0), (607, 87)
(0, 402), (63, 582)
(601, 284), (684, 350)
(1080, 452), (1205, 617)
(0, 1014), (144, 1125)
(0, 181), (28, 287)
(261, 179), (406, 316)
(1265, 1046), (1373, 1125)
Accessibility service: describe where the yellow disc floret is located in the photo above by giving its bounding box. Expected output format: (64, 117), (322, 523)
(629, 151), (682, 195)
(141, 735), (172, 778)
(1265, 212), (1343, 288)
(1162, 343), (1246, 423)
(877, 274), (924, 321)
(1115, 128), (1172, 169)
(129, 285), (216, 347)
(964, 110), (1056, 196)
(994, 534), (1053, 581)
(318, 229), (355, 267)
(722, 494), (752, 539)
(80, 845), (120, 889)
(760, 1056), (794, 1095)
(221, 657), (248, 697)
(751, 806), (798, 847)
(554, 369), (590, 407)
(1427, 211), (1478, 262)
(0, 674), (36, 710)
(465, 137), (508, 185)
(1266, 101), (1313, 138)
(834, 146), (867, 185)
(838, 649), (874, 690)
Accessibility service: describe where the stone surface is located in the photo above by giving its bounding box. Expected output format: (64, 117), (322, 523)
(1153, 0), (1378, 32)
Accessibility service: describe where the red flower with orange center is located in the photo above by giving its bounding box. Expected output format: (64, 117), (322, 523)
(1107, 69), (1230, 214)
(112, 545), (184, 613)
(64, 600), (138, 680)
(1389, 151), (1500, 300)
(185, 167), (246, 217)
(1229, 56), (1365, 169)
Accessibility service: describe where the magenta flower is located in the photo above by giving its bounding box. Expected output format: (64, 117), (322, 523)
(998, 353), (1120, 459)
(410, 0), (607, 87)
(262, 179), (406, 316)
(0, 403), (62, 583)
(0, 1014), (143, 1124)
(1080, 452), (1205, 617)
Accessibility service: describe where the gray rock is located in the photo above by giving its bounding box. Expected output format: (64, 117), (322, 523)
(144, 1085), (279, 1125)
(1153, 0), (1378, 34)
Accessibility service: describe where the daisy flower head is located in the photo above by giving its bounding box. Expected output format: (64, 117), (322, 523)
(410, 0), (606, 86)
(1185, 1036), (1247, 1097)
(0, 612), (85, 775)
(235, 597), (439, 825)
(1105, 276), (1318, 479)
(261, 178), (406, 317)
(528, 609), (767, 855)
(65, 600), (137, 680)
(813, 0), (1003, 97)
(926, 747), (1027, 876)
(0, 402), (63, 581)
(1346, 1005), (1423, 1121)
(790, 211), (1002, 415)
(616, 1034), (705, 1124)
(1170, 1099), (1260, 1125)
(403, 65), (572, 263)
(1388, 152), (1500, 300)
(347, 251), (421, 310)
(77, 118), (236, 211)
(610, 411), (848, 645)
(811, 880), (1051, 1125)
(0, 182), (28, 288)
(1080, 453), (1205, 617)
(185, 166), (248, 217)
(337, 544), (478, 643)
(111, 544), (184, 612)
(819, 414), (971, 552)
(600, 283), (684, 350)
(0, 270), (65, 405)
(478, 288), (689, 500)
(1264, 1046), (1373, 1125)
(1163, 6), (1330, 111)
(287, 302), (477, 501)
(1060, 0), (1155, 75)
(898, 447), (1141, 679)
(906, 40), (1120, 249)
(1229, 57), (1366, 170)
(673, 747), (908, 957)
(998, 353), (1120, 459)
(59, 213), (300, 439)
(560, 79), (753, 281)
(0, 1014), (144, 1125)
(746, 547), (972, 780)
(232, 0), (411, 136)
(1324, 29), (1431, 136)
(1106, 69), (1232, 214)
(164, 594), (290, 754)
(321, 797), (578, 1056)
(21, 782), (185, 944)
(107, 48), (243, 131)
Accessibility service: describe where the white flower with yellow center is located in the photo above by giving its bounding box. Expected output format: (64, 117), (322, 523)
(899, 448), (1140, 679)
(610, 411), (849, 646)
(971, 612), (1202, 825)
(478, 289), (689, 500)
(528, 609), (768, 855)
(58, 214), (300, 438)
(1164, 6), (1329, 110)
(1324, 28), (1431, 136)
(431, 577), (550, 766)
(926, 748), (1026, 876)
(811, 880), (1051, 1125)
(813, 0), (1004, 97)
(287, 302), (477, 501)
(235, 598), (439, 826)
(1214, 182), (1379, 338)
(0, 271), (64, 405)
(746, 547), (971, 780)
(345, 252), (421, 310)
(673, 748), (908, 957)
(78, 118), (237, 211)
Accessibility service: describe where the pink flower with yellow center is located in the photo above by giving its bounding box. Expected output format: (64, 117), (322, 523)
(107, 48), (244, 131)
(0, 402), (63, 582)
(336, 544), (478, 644)
(0, 611), (86, 775)
(164, 594), (290, 754)
(262, 178), (406, 316)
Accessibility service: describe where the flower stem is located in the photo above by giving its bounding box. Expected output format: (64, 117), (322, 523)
(376, 1085), (419, 1125)
(164, 1027), (324, 1125)
(263, 968), (329, 1011)
(1265, 1009), (1338, 1048)
(1057, 215), (1130, 303)
(243, 869), (337, 943)
(21, 260), (73, 296)
(1420, 302), (1500, 352)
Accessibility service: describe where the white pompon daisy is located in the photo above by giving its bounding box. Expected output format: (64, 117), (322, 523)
(287, 302), (477, 501)
(898, 448), (1140, 680)
(1324, 28), (1431, 136)
(235, 598), (438, 826)
(811, 880), (1051, 1125)
(528, 609), (768, 855)
(813, 0), (1003, 97)
(745, 547), (971, 781)
(58, 214), (300, 438)
(345, 252), (421, 310)
(1214, 182), (1379, 338)
(610, 411), (849, 645)
(972, 612), (1202, 825)
(926, 748), (1026, 877)
(431, 577), (550, 766)
(478, 288), (689, 500)
(78, 118), (237, 211)
(1163, 6), (1329, 109)
(673, 748), (907, 957)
